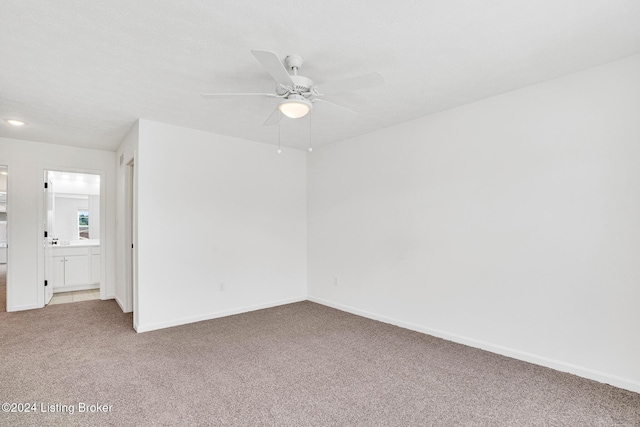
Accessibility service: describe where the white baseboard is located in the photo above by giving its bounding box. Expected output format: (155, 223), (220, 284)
(135, 296), (307, 333)
(6, 303), (42, 312)
(307, 296), (640, 394)
(114, 295), (126, 312)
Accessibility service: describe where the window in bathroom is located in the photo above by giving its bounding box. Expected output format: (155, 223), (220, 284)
(78, 209), (89, 239)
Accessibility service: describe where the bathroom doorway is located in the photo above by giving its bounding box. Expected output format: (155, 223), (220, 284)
(44, 170), (103, 306)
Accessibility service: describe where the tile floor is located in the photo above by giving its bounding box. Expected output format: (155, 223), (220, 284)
(49, 289), (100, 305)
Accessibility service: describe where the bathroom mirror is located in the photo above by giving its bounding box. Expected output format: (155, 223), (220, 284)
(48, 171), (100, 244)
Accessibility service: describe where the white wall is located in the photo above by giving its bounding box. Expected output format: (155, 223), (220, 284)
(0, 137), (116, 311)
(88, 195), (100, 240)
(131, 119), (307, 332)
(308, 54), (640, 393)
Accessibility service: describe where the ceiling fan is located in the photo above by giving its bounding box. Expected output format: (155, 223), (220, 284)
(201, 50), (384, 126)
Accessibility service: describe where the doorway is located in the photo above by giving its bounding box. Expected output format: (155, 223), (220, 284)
(0, 166), (7, 313)
(43, 170), (103, 306)
(124, 159), (136, 318)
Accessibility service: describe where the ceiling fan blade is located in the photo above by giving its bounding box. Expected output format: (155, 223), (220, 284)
(201, 93), (276, 98)
(318, 72), (384, 95)
(263, 108), (281, 126)
(251, 50), (295, 87)
(312, 99), (358, 117)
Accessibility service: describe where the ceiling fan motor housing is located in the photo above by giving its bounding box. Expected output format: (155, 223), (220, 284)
(274, 55), (314, 96)
(277, 75), (314, 95)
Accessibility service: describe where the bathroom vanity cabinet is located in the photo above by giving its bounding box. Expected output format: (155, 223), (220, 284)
(52, 245), (100, 292)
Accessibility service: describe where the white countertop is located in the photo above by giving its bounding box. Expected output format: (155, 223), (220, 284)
(53, 240), (100, 248)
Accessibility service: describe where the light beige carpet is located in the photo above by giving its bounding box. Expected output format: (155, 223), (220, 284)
(1, 300), (638, 426)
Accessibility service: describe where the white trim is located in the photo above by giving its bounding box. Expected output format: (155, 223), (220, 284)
(128, 151), (138, 326)
(98, 169), (107, 302)
(8, 303), (41, 312)
(124, 157), (136, 315)
(307, 296), (640, 394)
(135, 296), (307, 333)
(114, 294), (126, 312)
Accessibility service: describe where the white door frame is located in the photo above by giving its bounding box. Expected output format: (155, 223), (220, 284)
(124, 157), (138, 328)
(43, 172), (54, 305)
(124, 160), (134, 313)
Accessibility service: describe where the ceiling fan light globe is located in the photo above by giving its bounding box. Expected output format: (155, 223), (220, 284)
(278, 97), (312, 119)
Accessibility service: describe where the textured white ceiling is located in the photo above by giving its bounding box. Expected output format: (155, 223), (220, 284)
(1, 0), (640, 151)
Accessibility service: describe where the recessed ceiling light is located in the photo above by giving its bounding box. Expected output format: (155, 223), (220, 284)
(5, 119), (25, 126)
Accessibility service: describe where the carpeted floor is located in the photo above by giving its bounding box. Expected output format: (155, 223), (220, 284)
(1, 300), (639, 426)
